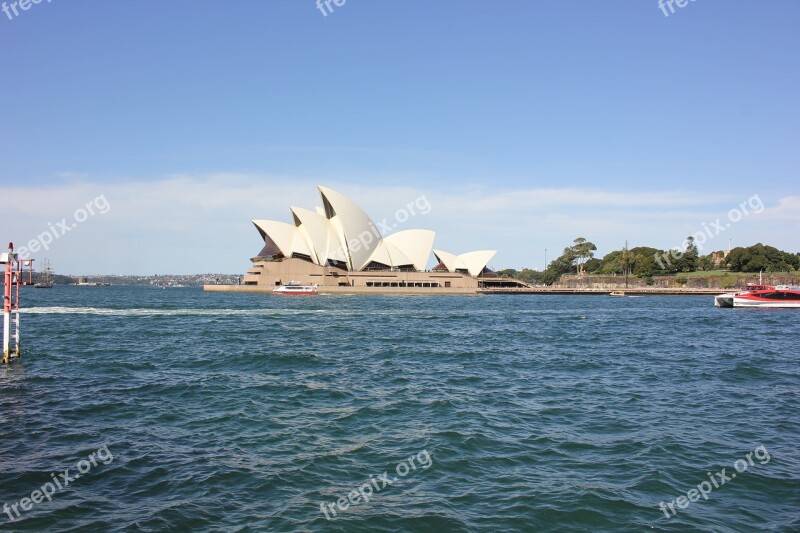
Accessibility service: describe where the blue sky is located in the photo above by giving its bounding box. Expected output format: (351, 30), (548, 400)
(0, 1), (798, 274)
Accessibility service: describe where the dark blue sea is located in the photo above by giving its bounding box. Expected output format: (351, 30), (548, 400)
(1, 286), (798, 532)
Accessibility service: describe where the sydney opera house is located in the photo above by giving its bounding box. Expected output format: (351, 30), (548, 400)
(235, 186), (503, 293)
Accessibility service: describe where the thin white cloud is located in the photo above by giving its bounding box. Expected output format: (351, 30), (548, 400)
(428, 187), (713, 212)
(760, 195), (800, 221)
(0, 175), (795, 274)
(54, 171), (90, 179)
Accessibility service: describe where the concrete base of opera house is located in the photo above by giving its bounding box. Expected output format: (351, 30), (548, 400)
(224, 257), (489, 293)
(205, 258), (524, 295)
(203, 284), (480, 295)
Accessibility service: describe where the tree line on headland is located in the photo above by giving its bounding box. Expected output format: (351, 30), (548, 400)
(499, 239), (800, 286)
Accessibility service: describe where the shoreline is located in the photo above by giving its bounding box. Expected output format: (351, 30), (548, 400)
(479, 287), (722, 295)
(203, 285), (723, 296)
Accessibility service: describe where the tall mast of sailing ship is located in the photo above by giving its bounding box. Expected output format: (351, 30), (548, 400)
(623, 241), (628, 290)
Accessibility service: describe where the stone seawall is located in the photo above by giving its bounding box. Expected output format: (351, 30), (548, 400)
(558, 273), (799, 290)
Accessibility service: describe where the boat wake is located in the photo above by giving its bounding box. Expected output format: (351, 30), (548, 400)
(22, 306), (332, 317)
(21, 306), (415, 317)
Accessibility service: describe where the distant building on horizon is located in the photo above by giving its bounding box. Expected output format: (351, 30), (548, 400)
(709, 250), (730, 267)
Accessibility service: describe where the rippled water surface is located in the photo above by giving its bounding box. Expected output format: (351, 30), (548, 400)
(1, 286), (798, 532)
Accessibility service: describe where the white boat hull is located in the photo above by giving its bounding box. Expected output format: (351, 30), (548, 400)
(272, 284), (318, 295)
(714, 293), (735, 308)
(733, 298), (800, 308)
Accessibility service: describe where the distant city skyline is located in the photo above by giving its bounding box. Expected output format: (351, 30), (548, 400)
(1, 2), (797, 274)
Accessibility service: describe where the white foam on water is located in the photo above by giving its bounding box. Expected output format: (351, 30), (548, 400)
(20, 307), (410, 317)
(23, 307), (324, 317)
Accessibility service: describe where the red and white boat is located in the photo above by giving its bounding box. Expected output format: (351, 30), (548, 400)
(732, 286), (800, 308)
(715, 283), (800, 308)
(272, 281), (318, 295)
(714, 283), (771, 308)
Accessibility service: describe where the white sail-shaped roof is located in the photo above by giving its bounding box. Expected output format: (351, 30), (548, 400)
(366, 240), (414, 269)
(384, 229), (435, 271)
(253, 220), (296, 257)
(290, 206), (347, 265)
(434, 249), (496, 276)
(366, 240), (394, 267)
(459, 250), (497, 276)
(318, 186), (382, 271)
(253, 220), (312, 259)
(433, 249), (463, 272)
(252, 186), (496, 276)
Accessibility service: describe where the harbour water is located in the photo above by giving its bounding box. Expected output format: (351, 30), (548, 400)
(1, 287), (798, 532)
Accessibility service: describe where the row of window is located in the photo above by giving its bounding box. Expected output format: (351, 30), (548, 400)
(755, 292), (800, 300)
(364, 282), (445, 288)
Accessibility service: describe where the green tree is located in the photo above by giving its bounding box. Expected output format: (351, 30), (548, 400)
(571, 237), (597, 274)
(517, 269), (544, 284)
(542, 249), (576, 285)
(697, 255), (715, 271)
(599, 250), (622, 275)
(724, 243), (799, 272)
(674, 236), (698, 272)
(629, 247), (666, 276)
(584, 258), (603, 274)
(632, 254), (659, 277)
(724, 247), (750, 271)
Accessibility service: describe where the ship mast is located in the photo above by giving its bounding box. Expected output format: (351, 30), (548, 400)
(623, 240), (629, 290)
